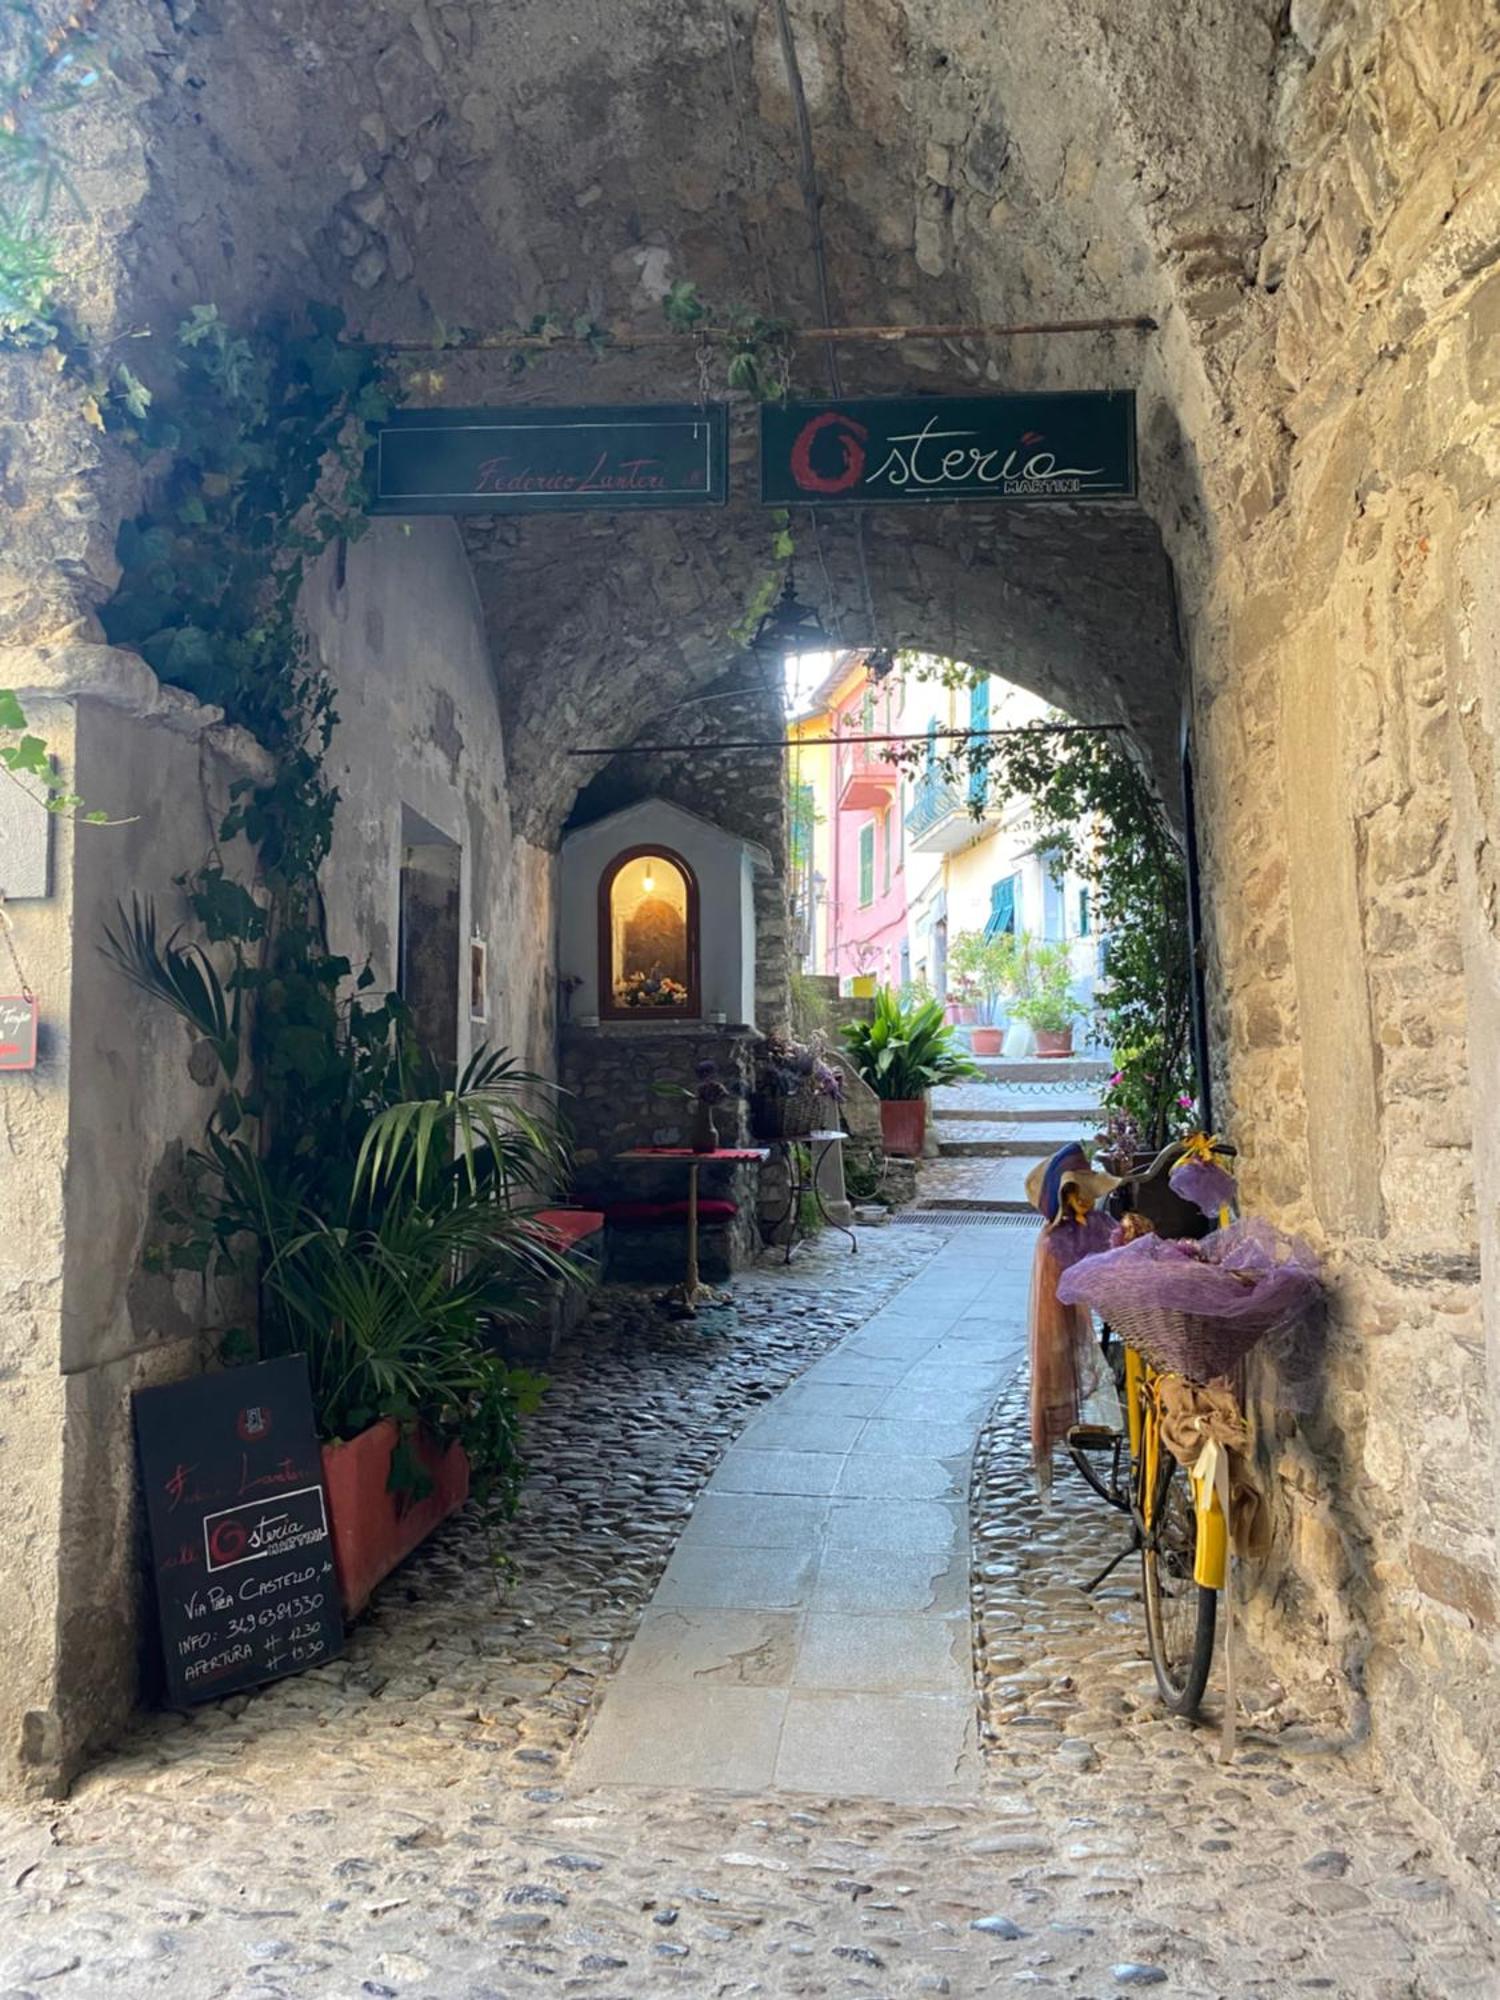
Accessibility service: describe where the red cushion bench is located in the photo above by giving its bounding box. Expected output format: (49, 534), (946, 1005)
(602, 1199), (739, 1226)
(532, 1206), (606, 1249)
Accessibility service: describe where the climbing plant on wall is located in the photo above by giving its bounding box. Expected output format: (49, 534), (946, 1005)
(894, 656), (1194, 1149)
(93, 301), (577, 1524)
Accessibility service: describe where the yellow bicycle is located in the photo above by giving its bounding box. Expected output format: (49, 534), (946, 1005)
(1065, 1140), (1234, 1716)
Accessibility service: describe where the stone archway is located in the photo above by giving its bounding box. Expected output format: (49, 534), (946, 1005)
(2, 0), (1498, 1878)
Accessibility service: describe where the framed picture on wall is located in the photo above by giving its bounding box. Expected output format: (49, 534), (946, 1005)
(469, 936), (488, 1022)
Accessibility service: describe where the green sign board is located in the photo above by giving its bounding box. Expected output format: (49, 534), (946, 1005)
(369, 404), (727, 515)
(761, 392), (1136, 506)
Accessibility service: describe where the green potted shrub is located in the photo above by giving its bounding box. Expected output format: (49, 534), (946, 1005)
(840, 987), (980, 1155)
(947, 929), (1025, 1056)
(1010, 940), (1083, 1057)
(104, 901), (580, 1614)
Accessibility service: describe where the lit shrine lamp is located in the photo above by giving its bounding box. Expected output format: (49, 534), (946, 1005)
(642, 862), (656, 893)
(750, 568), (830, 661)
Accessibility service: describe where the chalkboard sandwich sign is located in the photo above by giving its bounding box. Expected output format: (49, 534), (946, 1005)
(134, 1356), (344, 1708)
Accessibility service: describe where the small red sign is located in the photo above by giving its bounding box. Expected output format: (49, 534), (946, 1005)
(0, 995), (37, 1071)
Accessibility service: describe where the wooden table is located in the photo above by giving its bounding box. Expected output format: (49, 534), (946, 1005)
(614, 1146), (769, 1314)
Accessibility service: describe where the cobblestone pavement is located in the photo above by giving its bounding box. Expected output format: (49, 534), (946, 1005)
(0, 1227), (1495, 1999)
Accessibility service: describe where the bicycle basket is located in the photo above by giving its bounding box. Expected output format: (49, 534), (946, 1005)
(1094, 1305), (1278, 1383)
(1055, 1217), (1321, 1385)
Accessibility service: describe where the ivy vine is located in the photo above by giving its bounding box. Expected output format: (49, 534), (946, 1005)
(894, 656), (1194, 1148)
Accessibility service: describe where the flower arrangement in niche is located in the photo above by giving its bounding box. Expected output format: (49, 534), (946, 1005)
(617, 969), (689, 1009)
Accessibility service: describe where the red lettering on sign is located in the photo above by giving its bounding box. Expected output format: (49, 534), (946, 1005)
(788, 410), (869, 495)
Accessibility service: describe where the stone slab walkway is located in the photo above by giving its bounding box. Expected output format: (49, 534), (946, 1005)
(573, 1225), (1036, 1799)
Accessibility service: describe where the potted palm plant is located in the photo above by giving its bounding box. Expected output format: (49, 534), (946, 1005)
(840, 987), (980, 1155)
(947, 929), (1024, 1056)
(104, 901), (580, 1616)
(1010, 940), (1083, 1057)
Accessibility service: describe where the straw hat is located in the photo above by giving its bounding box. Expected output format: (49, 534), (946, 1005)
(1026, 1142), (1121, 1222)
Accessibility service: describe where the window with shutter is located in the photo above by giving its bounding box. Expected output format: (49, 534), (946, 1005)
(858, 822), (875, 906)
(968, 679), (990, 807)
(984, 873), (1018, 940)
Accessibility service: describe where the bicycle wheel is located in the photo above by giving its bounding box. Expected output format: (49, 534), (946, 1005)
(1141, 1452), (1217, 1715)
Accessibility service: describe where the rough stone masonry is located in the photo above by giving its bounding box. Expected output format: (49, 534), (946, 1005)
(0, 0), (1497, 1893)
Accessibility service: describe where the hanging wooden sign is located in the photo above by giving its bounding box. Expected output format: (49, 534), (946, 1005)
(761, 391), (1137, 506)
(134, 1356), (344, 1708)
(368, 404), (728, 515)
(0, 994), (37, 1071)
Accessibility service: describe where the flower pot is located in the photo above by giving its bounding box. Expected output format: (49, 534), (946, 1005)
(971, 1026), (1004, 1056)
(849, 974), (877, 998)
(321, 1418), (470, 1619)
(880, 1097), (927, 1157)
(1035, 1028), (1076, 1058)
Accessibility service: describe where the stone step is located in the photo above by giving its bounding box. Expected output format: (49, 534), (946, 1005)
(970, 1057), (1112, 1083)
(934, 1103), (1103, 1124)
(915, 1195), (1034, 1215)
(938, 1138), (1061, 1159)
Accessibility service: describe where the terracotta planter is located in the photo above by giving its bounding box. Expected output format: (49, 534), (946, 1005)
(970, 1026), (1004, 1055)
(321, 1419), (470, 1618)
(1035, 1028), (1076, 1058)
(879, 1097), (927, 1157)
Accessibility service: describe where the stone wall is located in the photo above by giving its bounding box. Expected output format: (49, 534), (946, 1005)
(0, 688), (261, 1795)
(560, 1023), (762, 1269)
(1174, 1), (1500, 1878)
(306, 517), (555, 1076)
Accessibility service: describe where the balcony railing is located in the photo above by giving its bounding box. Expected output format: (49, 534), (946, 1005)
(836, 744), (901, 813)
(904, 769), (985, 852)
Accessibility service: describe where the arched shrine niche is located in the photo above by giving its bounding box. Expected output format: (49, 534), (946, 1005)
(558, 800), (766, 1030)
(599, 846), (699, 1018)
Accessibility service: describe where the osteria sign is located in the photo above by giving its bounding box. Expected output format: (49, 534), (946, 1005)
(760, 391), (1136, 506)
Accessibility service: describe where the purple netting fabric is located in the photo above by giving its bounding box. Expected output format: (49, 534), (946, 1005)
(1056, 1215), (1321, 1336)
(1168, 1155), (1238, 1218)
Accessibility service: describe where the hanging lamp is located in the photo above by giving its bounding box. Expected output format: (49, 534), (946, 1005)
(750, 568), (830, 660)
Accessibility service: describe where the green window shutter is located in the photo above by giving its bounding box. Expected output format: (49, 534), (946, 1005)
(984, 874), (1017, 940)
(859, 822), (875, 905)
(968, 679), (990, 807)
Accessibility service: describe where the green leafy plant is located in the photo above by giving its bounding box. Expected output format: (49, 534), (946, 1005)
(891, 664), (1193, 1145)
(0, 688), (113, 819)
(101, 898), (578, 1529)
(1009, 938), (1082, 1035)
(840, 988), (980, 1102)
(947, 928), (1025, 1025)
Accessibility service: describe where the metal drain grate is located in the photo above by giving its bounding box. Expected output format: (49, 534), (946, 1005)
(888, 1207), (1040, 1228)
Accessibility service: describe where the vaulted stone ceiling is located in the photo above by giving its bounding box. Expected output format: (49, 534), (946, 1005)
(71, 0), (1290, 837)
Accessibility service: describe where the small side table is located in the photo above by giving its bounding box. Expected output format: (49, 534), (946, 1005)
(614, 1146), (769, 1314)
(763, 1130), (858, 1264)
